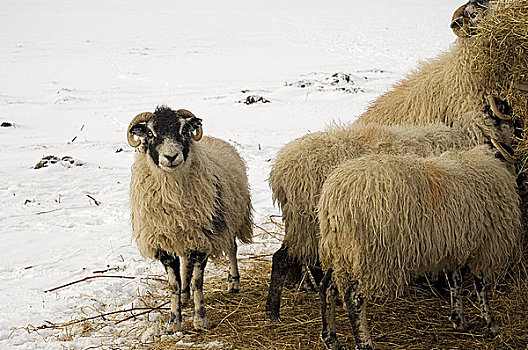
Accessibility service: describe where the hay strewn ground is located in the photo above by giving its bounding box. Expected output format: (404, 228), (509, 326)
(25, 225), (528, 350)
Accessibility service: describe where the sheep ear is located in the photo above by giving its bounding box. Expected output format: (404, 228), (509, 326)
(187, 116), (202, 132)
(130, 124), (148, 137)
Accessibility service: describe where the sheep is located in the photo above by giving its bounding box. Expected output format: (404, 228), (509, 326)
(265, 0), (526, 320)
(265, 112), (518, 320)
(127, 106), (253, 332)
(317, 146), (522, 350)
(356, 0), (527, 128)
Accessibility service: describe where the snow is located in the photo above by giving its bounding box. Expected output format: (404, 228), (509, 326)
(1, 0), (461, 348)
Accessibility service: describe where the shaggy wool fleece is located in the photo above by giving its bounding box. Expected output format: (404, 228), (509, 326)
(269, 114), (510, 265)
(318, 146), (522, 297)
(356, 1), (526, 128)
(130, 136), (252, 259)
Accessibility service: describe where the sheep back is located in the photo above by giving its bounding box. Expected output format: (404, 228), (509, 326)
(318, 146), (522, 298)
(356, 39), (485, 126)
(270, 118), (491, 265)
(130, 136), (252, 259)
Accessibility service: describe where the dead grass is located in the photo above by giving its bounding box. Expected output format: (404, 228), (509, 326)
(471, 0), (528, 170)
(26, 242), (528, 349)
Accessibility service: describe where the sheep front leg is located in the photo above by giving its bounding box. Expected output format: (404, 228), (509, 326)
(191, 251), (208, 329)
(227, 239), (240, 293)
(181, 256), (193, 307)
(157, 251), (183, 333)
(445, 269), (468, 331)
(343, 281), (373, 350)
(319, 269), (342, 350)
(473, 272), (499, 336)
(265, 245), (297, 321)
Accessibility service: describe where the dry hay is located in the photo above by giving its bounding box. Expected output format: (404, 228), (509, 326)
(24, 219), (528, 349)
(471, 0), (528, 169)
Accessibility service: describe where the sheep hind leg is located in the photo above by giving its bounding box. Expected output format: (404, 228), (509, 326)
(319, 269), (343, 350)
(157, 251), (183, 333)
(445, 269), (468, 331)
(180, 256), (193, 307)
(191, 251), (208, 330)
(308, 263), (325, 292)
(473, 272), (499, 336)
(343, 281), (373, 350)
(227, 239), (240, 293)
(265, 245), (297, 321)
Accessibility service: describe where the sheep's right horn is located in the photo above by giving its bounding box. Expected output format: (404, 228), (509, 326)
(491, 138), (516, 164)
(127, 112), (153, 147)
(487, 95), (512, 121)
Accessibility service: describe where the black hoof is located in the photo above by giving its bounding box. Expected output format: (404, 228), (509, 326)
(266, 310), (281, 322)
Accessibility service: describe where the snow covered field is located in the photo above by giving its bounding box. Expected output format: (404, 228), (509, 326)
(1, 0), (462, 348)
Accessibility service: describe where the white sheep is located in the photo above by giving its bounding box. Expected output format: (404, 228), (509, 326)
(357, 0), (526, 127)
(266, 0), (526, 320)
(265, 113), (517, 320)
(127, 106), (253, 332)
(318, 146), (522, 349)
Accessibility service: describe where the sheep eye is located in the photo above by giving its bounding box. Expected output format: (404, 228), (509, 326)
(147, 131), (154, 138)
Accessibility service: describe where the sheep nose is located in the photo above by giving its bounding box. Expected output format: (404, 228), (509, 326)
(164, 154), (177, 163)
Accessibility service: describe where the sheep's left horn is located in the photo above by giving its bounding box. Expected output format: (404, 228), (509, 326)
(491, 138), (516, 164)
(191, 126), (203, 141)
(451, 5), (470, 38)
(127, 112), (153, 147)
(487, 95), (512, 121)
(513, 82), (528, 92)
(176, 109), (203, 142)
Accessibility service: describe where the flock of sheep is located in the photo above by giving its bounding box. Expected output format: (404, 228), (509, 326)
(126, 0), (527, 349)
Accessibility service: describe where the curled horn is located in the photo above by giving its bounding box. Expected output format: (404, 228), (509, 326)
(487, 95), (512, 121)
(176, 109), (203, 142)
(491, 138), (516, 164)
(513, 82), (528, 92)
(127, 112), (153, 147)
(451, 5), (471, 38)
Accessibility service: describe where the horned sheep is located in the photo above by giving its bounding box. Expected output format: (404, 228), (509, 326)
(265, 112), (517, 320)
(266, 0), (526, 320)
(356, 0), (525, 127)
(317, 146), (522, 349)
(127, 106), (253, 332)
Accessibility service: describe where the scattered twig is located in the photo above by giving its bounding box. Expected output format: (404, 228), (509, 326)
(29, 302), (170, 331)
(254, 225), (283, 241)
(87, 195), (101, 206)
(36, 206), (91, 215)
(216, 297), (245, 328)
(44, 275), (136, 293)
(92, 267), (120, 274)
(36, 208), (64, 215)
(115, 303), (169, 325)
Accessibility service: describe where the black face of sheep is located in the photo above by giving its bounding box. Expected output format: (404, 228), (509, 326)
(128, 106), (203, 171)
(451, 0), (490, 37)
